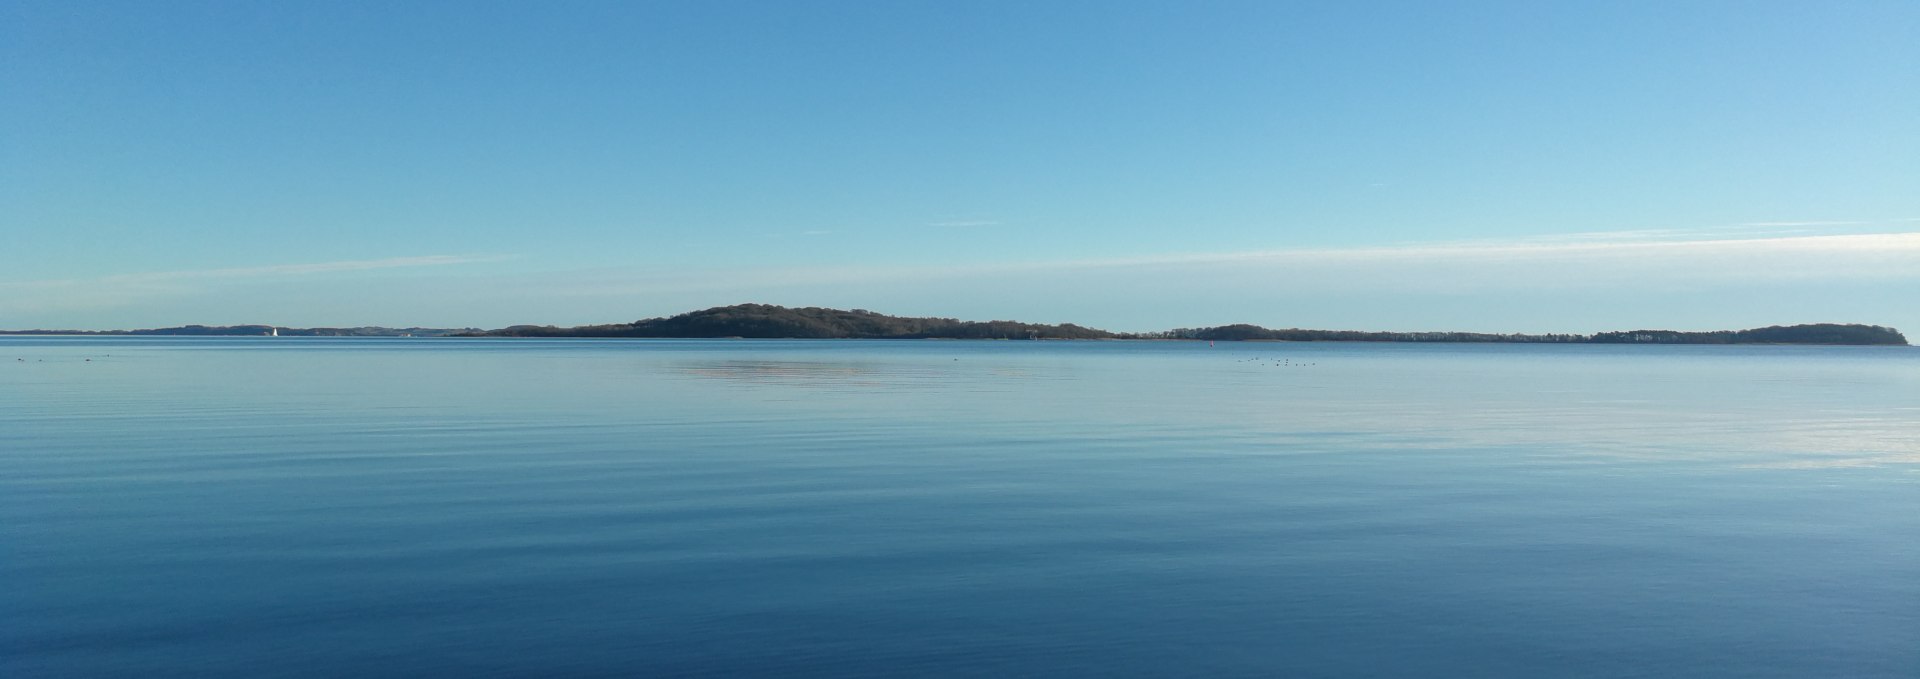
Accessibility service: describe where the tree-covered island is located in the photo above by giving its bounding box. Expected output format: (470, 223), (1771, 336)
(452, 304), (1908, 345)
(3, 304), (1905, 344)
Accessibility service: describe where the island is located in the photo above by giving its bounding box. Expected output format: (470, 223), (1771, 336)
(3, 305), (1906, 345)
(454, 304), (1909, 345)
(460, 304), (1113, 340)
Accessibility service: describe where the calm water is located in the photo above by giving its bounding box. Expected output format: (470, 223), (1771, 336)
(4, 338), (1917, 677)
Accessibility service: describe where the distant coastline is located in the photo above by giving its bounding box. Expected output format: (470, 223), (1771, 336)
(0, 325), (477, 338)
(5, 304), (1906, 345)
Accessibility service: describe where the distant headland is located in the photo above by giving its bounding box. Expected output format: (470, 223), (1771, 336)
(1, 304), (1907, 345)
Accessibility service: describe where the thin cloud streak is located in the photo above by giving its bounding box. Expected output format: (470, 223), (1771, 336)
(1472, 220), (1906, 246)
(550, 231), (1920, 298)
(0, 254), (509, 315)
(1737, 220), (1872, 227)
(1214, 231), (1920, 265)
(7, 254), (508, 288)
(134, 254), (510, 282)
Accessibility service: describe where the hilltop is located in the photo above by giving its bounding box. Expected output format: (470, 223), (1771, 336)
(463, 304), (1113, 340)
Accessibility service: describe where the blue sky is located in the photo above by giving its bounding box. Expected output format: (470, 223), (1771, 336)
(4, 1), (1916, 333)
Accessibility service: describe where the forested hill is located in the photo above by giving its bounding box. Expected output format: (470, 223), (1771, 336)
(464, 304), (1115, 339)
(1145, 325), (1590, 343)
(459, 305), (1906, 344)
(1587, 324), (1907, 345)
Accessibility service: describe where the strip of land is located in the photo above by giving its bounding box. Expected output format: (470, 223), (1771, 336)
(1, 304), (1906, 344)
(0, 325), (477, 337)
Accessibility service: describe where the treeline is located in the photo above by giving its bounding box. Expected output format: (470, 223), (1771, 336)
(0, 325), (474, 337)
(1589, 324), (1906, 345)
(131, 325), (474, 337)
(466, 304), (1115, 340)
(463, 305), (1906, 345)
(1135, 324), (1588, 343)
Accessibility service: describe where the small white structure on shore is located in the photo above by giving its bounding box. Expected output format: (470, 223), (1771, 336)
(269, 327), (278, 337)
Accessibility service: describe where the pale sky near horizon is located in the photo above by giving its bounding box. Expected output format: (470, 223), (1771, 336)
(4, 1), (1917, 333)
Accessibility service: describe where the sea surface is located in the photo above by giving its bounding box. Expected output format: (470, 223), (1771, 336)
(3, 338), (1916, 677)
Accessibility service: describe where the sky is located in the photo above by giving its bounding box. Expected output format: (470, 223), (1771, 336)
(3, 0), (1917, 333)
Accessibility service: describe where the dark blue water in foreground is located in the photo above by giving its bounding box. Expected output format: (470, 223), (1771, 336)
(4, 338), (1917, 677)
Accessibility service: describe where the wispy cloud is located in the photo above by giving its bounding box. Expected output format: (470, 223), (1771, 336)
(1159, 231), (1920, 281)
(1737, 220), (1872, 228)
(1495, 219), (1905, 246)
(0, 254), (508, 314)
(543, 229), (1920, 299)
(100, 254), (508, 284)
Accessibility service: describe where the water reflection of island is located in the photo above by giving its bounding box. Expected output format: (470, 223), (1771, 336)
(671, 359), (1041, 393)
(675, 358), (1036, 385)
